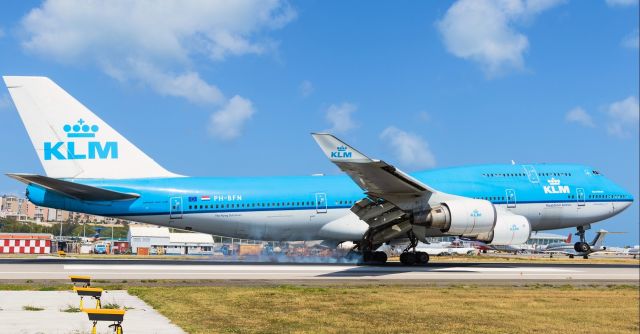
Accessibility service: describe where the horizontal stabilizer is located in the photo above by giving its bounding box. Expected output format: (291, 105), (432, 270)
(7, 173), (139, 201)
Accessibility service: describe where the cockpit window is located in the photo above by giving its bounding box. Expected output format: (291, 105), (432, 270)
(592, 170), (601, 175)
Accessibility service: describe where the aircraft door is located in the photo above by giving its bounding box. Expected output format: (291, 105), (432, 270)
(170, 196), (183, 219)
(505, 189), (516, 208)
(522, 165), (540, 184)
(576, 188), (585, 207)
(315, 193), (327, 214)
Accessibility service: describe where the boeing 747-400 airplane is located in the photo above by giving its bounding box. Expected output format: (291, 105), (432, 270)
(3, 76), (634, 264)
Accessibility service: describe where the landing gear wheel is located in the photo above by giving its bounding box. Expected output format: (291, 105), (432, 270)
(400, 252), (417, 265)
(362, 251), (374, 263)
(569, 254), (574, 259)
(583, 255), (589, 259)
(416, 251), (429, 264)
(574, 242), (590, 253)
(373, 251), (388, 264)
(362, 251), (387, 264)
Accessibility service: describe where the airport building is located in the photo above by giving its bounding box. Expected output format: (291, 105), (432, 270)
(526, 232), (568, 247)
(128, 226), (214, 255)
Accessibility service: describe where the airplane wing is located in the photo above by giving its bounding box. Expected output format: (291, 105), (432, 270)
(312, 133), (438, 236)
(311, 133), (438, 198)
(7, 173), (139, 201)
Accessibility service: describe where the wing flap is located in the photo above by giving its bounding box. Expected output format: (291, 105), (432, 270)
(7, 173), (139, 201)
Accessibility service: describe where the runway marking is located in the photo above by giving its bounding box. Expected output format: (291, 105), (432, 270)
(63, 265), (360, 271)
(2, 262), (636, 281)
(431, 267), (580, 272)
(63, 264), (580, 273)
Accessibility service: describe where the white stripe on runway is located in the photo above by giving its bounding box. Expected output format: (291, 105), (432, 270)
(63, 264), (579, 273)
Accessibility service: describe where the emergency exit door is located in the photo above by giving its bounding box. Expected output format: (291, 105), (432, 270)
(315, 193), (327, 214)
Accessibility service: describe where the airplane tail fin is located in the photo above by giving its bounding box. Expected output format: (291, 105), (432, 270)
(590, 230), (624, 248)
(3, 76), (179, 179)
(566, 233), (572, 243)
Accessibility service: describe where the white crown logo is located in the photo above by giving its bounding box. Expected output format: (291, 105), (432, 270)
(547, 178), (560, 186)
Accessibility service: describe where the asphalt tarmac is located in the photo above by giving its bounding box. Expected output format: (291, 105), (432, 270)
(1, 258), (638, 282)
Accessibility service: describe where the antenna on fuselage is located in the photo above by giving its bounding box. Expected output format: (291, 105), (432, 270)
(511, 160), (516, 165)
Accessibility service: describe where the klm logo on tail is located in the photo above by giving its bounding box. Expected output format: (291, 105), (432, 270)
(43, 119), (118, 160)
(330, 145), (352, 158)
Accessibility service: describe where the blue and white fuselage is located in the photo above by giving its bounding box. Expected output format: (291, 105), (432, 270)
(25, 164), (633, 241)
(3, 76), (634, 251)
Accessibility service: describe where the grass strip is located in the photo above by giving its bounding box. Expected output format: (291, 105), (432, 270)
(128, 284), (639, 334)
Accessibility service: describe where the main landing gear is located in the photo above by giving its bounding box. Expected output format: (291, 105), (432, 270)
(574, 225), (591, 253)
(399, 231), (429, 266)
(362, 250), (388, 264)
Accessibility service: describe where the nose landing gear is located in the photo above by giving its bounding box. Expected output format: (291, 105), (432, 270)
(574, 225), (591, 253)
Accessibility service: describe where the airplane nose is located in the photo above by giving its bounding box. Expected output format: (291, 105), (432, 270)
(615, 195), (633, 213)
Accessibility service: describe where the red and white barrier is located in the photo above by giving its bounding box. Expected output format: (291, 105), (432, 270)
(0, 238), (51, 254)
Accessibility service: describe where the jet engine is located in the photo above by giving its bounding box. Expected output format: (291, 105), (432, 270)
(475, 211), (531, 245)
(422, 199), (496, 236)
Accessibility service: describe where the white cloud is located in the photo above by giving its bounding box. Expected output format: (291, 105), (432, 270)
(208, 95), (255, 140)
(606, 96), (639, 138)
(126, 60), (225, 104)
(325, 102), (357, 133)
(606, 0), (638, 7)
(436, 0), (565, 76)
(21, 0), (295, 64)
(565, 107), (595, 127)
(19, 0), (296, 139)
(622, 29), (639, 49)
(299, 80), (313, 97)
(380, 126), (436, 169)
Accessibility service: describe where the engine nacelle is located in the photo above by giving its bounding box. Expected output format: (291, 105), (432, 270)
(476, 212), (531, 245)
(424, 199), (496, 236)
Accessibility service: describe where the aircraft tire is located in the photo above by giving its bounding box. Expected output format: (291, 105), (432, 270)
(362, 251), (374, 263)
(569, 254), (574, 259)
(417, 251), (429, 264)
(574, 242), (590, 253)
(400, 252), (413, 265)
(373, 251), (388, 264)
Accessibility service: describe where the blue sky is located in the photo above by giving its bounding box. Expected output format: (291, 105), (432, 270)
(0, 0), (638, 245)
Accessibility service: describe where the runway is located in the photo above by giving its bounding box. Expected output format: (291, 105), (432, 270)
(0, 258), (638, 282)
